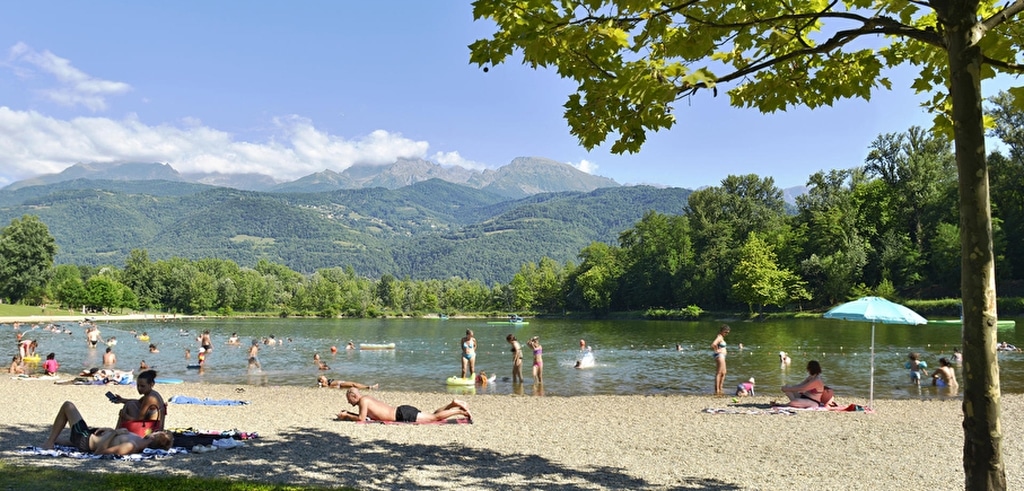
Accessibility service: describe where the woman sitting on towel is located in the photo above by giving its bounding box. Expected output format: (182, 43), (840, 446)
(111, 369), (166, 437)
(781, 360), (829, 408)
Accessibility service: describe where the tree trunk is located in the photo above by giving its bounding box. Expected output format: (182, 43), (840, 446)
(944, 2), (1007, 489)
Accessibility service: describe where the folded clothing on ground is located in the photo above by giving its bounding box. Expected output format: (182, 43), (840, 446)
(167, 428), (259, 447)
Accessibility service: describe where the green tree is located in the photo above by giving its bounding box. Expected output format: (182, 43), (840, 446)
(0, 215), (58, 304)
(684, 175), (785, 307)
(122, 249), (161, 310)
(618, 211), (693, 309)
(732, 232), (797, 313)
(85, 275), (120, 312)
(987, 93), (1024, 279)
(50, 264), (87, 310)
(864, 127), (956, 287)
(471, 2), (1019, 485)
(571, 242), (623, 313)
(793, 169), (868, 303)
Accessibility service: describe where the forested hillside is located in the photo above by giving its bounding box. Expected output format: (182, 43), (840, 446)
(0, 179), (690, 284)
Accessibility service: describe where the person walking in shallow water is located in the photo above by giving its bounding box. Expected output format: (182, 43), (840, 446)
(506, 334), (523, 384)
(711, 325), (730, 395)
(527, 336), (543, 384)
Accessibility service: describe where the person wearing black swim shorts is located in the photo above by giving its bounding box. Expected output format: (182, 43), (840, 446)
(336, 388), (471, 423)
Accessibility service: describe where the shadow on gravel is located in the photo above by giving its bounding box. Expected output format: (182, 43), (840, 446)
(1, 423), (742, 490)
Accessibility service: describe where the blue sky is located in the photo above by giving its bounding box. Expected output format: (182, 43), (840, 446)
(0, 2), (1012, 190)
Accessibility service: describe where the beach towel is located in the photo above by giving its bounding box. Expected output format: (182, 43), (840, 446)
(169, 395), (249, 406)
(16, 445), (186, 461)
(769, 404), (874, 414)
(703, 407), (798, 416)
(356, 418), (473, 425)
(11, 374), (61, 381)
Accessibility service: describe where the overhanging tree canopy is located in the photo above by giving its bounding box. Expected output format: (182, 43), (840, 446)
(470, 1), (1024, 489)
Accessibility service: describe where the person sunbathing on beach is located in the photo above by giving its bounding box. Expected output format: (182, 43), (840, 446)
(317, 375), (377, 390)
(336, 387), (470, 423)
(43, 400), (173, 455)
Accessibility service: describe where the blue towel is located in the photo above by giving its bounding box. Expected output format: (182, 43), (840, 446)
(169, 395), (249, 406)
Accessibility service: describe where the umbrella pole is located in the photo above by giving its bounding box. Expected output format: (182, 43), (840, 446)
(869, 323), (875, 410)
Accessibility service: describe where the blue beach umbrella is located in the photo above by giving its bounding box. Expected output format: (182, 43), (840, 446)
(823, 296), (928, 409)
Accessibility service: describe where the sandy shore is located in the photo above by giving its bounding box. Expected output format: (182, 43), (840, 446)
(0, 375), (1021, 490)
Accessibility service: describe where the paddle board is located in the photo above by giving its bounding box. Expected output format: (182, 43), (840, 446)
(486, 321), (529, 325)
(446, 374), (475, 386)
(156, 378), (184, 384)
(360, 343), (396, 350)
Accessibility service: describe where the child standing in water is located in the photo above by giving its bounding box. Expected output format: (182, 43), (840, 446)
(527, 336), (543, 384)
(506, 334), (523, 384)
(905, 352), (929, 385)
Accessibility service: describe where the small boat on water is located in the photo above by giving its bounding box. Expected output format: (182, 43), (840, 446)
(929, 319), (1016, 329)
(359, 343), (396, 350)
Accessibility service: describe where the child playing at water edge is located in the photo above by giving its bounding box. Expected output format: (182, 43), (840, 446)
(9, 355), (24, 374)
(527, 336), (543, 384)
(905, 352), (929, 385)
(43, 352), (59, 376)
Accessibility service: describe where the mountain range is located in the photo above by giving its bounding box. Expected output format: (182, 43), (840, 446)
(3, 156), (621, 199)
(0, 158), (691, 283)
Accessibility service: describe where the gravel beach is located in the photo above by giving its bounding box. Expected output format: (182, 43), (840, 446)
(1, 374), (1022, 490)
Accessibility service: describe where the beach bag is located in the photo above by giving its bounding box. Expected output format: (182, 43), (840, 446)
(819, 386), (836, 407)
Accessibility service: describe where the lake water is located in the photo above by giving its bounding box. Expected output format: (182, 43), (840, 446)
(11, 316), (1024, 400)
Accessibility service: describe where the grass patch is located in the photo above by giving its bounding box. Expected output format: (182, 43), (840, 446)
(0, 461), (352, 491)
(0, 304), (75, 318)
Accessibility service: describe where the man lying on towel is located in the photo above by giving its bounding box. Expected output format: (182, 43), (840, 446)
(43, 401), (174, 455)
(336, 388), (471, 423)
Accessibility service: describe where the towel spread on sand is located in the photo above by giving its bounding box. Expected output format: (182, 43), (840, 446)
(356, 418), (473, 425)
(169, 395), (249, 406)
(773, 403), (874, 413)
(703, 407), (798, 416)
(11, 374), (61, 381)
(16, 445), (186, 461)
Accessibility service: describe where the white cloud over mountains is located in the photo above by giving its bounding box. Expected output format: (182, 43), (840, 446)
(0, 108), (435, 186)
(0, 43), (595, 188)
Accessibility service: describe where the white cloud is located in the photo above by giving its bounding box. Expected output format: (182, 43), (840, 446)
(7, 42), (131, 111)
(0, 107), (434, 183)
(431, 150), (487, 171)
(569, 159), (598, 174)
